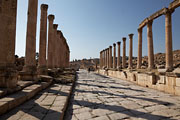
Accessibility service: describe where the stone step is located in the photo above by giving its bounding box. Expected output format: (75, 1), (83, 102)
(0, 81), (52, 115)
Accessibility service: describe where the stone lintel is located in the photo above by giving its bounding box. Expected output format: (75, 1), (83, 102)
(169, 0), (180, 10)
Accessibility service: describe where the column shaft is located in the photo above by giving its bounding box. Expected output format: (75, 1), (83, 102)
(147, 21), (154, 69)
(0, 0), (18, 88)
(53, 24), (58, 68)
(113, 44), (116, 69)
(109, 46), (112, 68)
(47, 15), (55, 68)
(128, 34), (134, 69)
(117, 42), (121, 68)
(107, 48), (109, 68)
(137, 28), (143, 69)
(24, 0), (38, 71)
(165, 10), (173, 71)
(122, 38), (126, 68)
(38, 4), (48, 70)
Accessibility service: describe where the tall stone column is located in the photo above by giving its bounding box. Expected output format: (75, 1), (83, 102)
(0, 0), (18, 88)
(128, 34), (134, 69)
(109, 46), (112, 68)
(47, 15), (55, 68)
(137, 28), (143, 69)
(57, 30), (62, 68)
(53, 24), (58, 68)
(100, 51), (102, 69)
(147, 20), (154, 69)
(165, 9), (173, 71)
(20, 0), (38, 81)
(113, 43), (116, 69)
(122, 37), (126, 68)
(107, 48), (109, 68)
(103, 50), (105, 68)
(38, 4), (48, 74)
(104, 49), (106, 67)
(117, 42), (121, 69)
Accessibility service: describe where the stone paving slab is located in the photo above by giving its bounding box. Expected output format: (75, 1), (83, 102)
(0, 81), (52, 115)
(0, 83), (73, 120)
(64, 70), (180, 120)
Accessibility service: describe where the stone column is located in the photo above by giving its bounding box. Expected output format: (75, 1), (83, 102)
(137, 28), (143, 69)
(100, 51), (102, 69)
(113, 43), (116, 69)
(109, 46), (112, 68)
(117, 42), (121, 69)
(147, 20), (154, 69)
(57, 30), (62, 68)
(165, 9), (173, 71)
(122, 37), (126, 68)
(38, 4), (48, 74)
(103, 50), (105, 68)
(107, 48), (109, 68)
(104, 49), (106, 67)
(128, 34), (134, 69)
(20, 0), (38, 81)
(53, 24), (58, 68)
(0, 0), (18, 88)
(47, 15), (55, 68)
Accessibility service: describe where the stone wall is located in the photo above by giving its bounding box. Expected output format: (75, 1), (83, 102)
(97, 69), (180, 96)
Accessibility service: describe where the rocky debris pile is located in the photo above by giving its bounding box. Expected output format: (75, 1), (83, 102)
(47, 68), (76, 84)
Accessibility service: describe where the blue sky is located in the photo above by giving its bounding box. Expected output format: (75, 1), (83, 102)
(16, 0), (180, 61)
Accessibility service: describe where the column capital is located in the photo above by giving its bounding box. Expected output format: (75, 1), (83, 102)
(128, 33), (134, 38)
(109, 46), (112, 48)
(48, 14), (55, 21)
(164, 8), (174, 15)
(138, 28), (142, 32)
(117, 41), (121, 45)
(113, 43), (116, 47)
(122, 37), (126, 41)
(53, 24), (58, 29)
(147, 19), (153, 25)
(41, 4), (48, 11)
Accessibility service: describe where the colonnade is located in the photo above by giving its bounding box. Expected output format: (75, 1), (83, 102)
(0, 0), (70, 88)
(100, 34), (134, 70)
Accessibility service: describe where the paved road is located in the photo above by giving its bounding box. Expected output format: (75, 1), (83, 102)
(64, 70), (180, 120)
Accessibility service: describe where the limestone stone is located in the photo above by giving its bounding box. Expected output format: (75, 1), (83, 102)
(0, 0), (18, 88)
(38, 4), (48, 74)
(47, 14), (55, 68)
(122, 37), (126, 68)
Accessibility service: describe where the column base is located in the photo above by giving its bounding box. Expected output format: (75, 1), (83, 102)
(19, 66), (37, 81)
(0, 67), (18, 88)
(37, 65), (48, 75)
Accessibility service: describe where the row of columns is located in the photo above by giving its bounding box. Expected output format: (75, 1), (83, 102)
(0, 0), (70, 88)
(137, 8), (173, 71)
(100, 34), (134, 70)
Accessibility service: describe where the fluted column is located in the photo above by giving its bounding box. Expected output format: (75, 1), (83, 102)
(109, 46), (112, 68)
(100, 51), (102, 69)
(137, 28), (143, 69)
(128, 34), (134, 69)
(165, 9), (173, 71)
(122, 37), (126, 68)
(113, 43), (116, 69)
(53, 24), (58, 68)
(147, 20), (154, 69)
(117, 42), (121, 69)
(47, 15), (55, 68)
(0, 0), (18, 88)
(38, 4), (48, 74)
